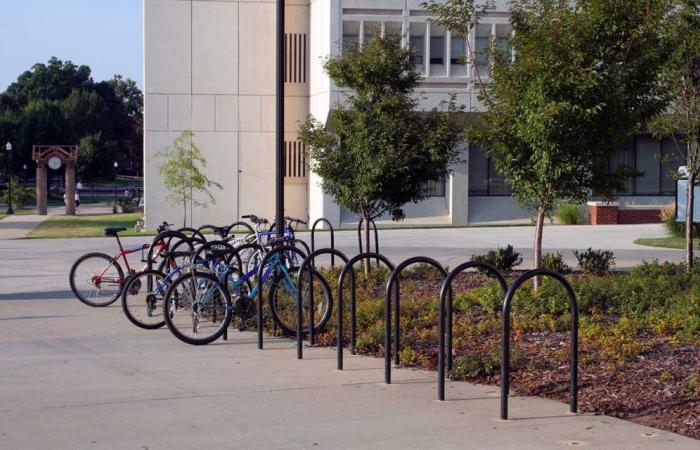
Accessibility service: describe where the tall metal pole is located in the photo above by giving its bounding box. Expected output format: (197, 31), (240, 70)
(6, 146), (14, 215)
(275, 0), (285, 239)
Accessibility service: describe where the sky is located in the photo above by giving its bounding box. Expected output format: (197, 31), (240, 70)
(0, 0), (143, 91)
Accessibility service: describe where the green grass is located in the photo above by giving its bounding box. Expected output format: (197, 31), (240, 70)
(634, 237), (689, 249)
(27, 212), (153, 239)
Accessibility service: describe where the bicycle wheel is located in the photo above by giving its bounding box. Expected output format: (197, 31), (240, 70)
(121, 270), (168, 330)
(163, 271), (231, 345)
(268, 267), (333, 335)
(69, 252), (125, 307)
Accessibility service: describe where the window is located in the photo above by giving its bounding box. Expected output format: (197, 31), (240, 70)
(610, 142), (635, 194)
(474, 24), (491, 77)
(468, 146), (511, 196)
(422, 179), (446, 197)
(635, 137), (660, 195)
(385, 22), (403, 47)
(430, 35), (445, 65)
(342, 21), (360, 50)
(488, 158), (512, 196)
(363, 22), (381, 46)
(409, 35), (425, 65)
(495, 25), (511, 60)
(450, 36), (466, 65)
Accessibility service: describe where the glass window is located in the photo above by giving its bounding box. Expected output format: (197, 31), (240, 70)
(495, 24), (511, 60)
(385, 22), (402, 46)
(363, 22), (381, 47)
(488, 159), (512, 196)
(409, 36), (424, 65)
(430, 36), (445, 65)
(474, 24), (491, 77)
(661, 138), (685, 195)
(468, 146), (489, 195)
(342, 21), (360, 50)
(611, 142), (635, 194)
(635, 137), (660, 195)
(450, 36), (466, 65)
(422, 179), (446, 197)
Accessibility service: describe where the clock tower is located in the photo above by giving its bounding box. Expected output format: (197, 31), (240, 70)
(31, 145), (79, 216)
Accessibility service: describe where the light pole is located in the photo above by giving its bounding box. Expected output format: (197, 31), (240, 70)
(5, 142), (14, 215)
(113, 161), (118, 205)
(275, 0), (284, 239)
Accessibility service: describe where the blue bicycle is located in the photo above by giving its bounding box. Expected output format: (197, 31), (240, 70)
(161, 247), (332, 345)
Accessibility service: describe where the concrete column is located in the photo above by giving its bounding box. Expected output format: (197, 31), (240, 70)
(65, 162), (76, 215)
(36, 165), (48, 215)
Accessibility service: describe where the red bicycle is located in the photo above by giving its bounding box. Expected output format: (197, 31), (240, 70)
(69, 223), (173, 307)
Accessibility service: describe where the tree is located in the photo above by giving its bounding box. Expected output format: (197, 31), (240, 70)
(429, 0), (670, 286)
(153, 131), (222, 227)
(299, 36), (463, 269)
(650, 0), (700, 268)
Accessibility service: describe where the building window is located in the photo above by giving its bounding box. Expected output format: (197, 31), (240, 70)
(409, 35), (425, 65)
(468, 146), (511, 196)
(450, 36), (466, 65)
(474, 24), (491, 77)
(609, 136), (685, 196)
(430, 35), (445, 65)
(342, 21), (360, 50)
(422, 179), (446, 197)
(363, 21), (381, 46)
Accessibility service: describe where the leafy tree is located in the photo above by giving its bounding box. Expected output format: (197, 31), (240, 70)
(153, 131), (222, 227)
(299, 36), (463, 267)
(650, 0), (700, 268)
(429, 0), (670, 286)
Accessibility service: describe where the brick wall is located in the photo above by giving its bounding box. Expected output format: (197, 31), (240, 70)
(587, 201), (663, 224)
(588, 203), (619, 225)
(618, 208), (663, 224)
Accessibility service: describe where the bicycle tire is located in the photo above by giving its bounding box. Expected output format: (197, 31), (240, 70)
(163, 271), (232, 345)
(121, 269), (168, 330)
(69, 252), (125, 307)
(268, 267), (333, 335)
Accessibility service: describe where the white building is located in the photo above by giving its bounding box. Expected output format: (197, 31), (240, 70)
(143, 0), (682, 228)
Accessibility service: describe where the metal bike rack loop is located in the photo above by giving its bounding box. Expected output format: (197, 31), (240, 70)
(437, 261), (508, 401)
(146, 230), (189, 270)
(227, 220), (255, 237)
(336, 252), (395, 370)
(256, 245), (308, 349)
(384, 256), (451, 385)
(311, 218), (336, 267)
(357, 218), (380, 266)
(501, 269), (578, 420)
(295, 248), (351, 359)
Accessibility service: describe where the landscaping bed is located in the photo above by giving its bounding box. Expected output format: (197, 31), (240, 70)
(308, 262), (700, 440)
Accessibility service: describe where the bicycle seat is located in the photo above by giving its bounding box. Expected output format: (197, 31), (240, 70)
(104, 227), (127, 237)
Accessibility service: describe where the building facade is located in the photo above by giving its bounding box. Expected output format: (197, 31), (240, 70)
(143, 0), (681, 228)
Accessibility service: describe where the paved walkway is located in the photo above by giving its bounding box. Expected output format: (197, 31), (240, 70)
(1, 297), (697, 449)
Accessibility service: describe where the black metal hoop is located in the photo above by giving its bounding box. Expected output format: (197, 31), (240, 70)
(501, 269), (578, 420)
(311, 218), (335, 267)
(336, 252), (395, 370)
(147, 230), (189, 270)
(384, 256), (449, 384)
(437, 261), (508, 401)
(295, 248), (351, 359)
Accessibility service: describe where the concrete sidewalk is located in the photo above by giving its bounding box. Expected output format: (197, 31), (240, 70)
(0, 211), (49, 239)
(0, 295), (696, 449)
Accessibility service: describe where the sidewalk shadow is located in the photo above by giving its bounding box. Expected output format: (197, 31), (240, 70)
(0, 290), (75, 301)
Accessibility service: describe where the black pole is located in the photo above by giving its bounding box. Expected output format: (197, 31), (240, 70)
(113, 166), (117, 205)
(6, 149), (14, 214)
(275, 0), (285, 239)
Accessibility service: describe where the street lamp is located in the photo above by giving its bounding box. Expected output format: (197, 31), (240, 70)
(5, 142), (14, 214)
(113, 161), (118, 205)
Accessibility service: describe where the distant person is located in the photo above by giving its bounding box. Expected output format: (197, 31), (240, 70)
(75, 192), (81, 211)
(124, 188), (130, 198)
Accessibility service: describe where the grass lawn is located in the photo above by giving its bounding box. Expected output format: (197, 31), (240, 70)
(27, 212), (153, 239)
(634, 237), (690, 249)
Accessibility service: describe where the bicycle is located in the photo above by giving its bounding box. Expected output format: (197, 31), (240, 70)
(68, 223), (174, 307)
(162, 242), (332, 345)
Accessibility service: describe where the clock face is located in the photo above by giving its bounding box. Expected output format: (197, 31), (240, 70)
(47, 156), (62, 170)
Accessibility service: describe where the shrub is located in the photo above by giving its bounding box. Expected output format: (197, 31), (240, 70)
(557, 202), (586, 225)
(471, 245), (523, 272)
(541, 252), (572, 275)
(1, 181), (35, 209)
(662, 204), (685, 238)
(574, 248), (615, 275)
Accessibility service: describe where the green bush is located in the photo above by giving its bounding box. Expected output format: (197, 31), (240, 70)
(1, 181), (35, 209)
(556, 202), (586, 225)
(471, 245), (523, 272)
(574, 248), (615, 275)
(662, 204), (685, 238)
(541, 252), (572, 274)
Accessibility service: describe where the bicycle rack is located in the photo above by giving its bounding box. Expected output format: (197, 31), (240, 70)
(256, 245), (308, 349)
(295, 248), (351, 359)
(176, 227), (207, 243)
(293, 238), (312, 258)
(227, 220), (255, 237)
(146, 230), (189, 270)
(311, 218), (336, 267)
(501, 269), (579, 420)
(336, 252), (395, 370)
(384, 256), (451, 385)
(437, 261), (508, 401)
(357, 218), (380, 266)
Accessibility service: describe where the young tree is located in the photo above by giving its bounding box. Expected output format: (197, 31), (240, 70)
(299, 36), (463, 269)
(650, 0), (700, 268)
(153, 131), (222, 227)
(429, 0), (670, 286)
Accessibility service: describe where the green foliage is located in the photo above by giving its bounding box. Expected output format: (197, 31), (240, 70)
(0, 180), (35, 208)
(116, 196), (139, 214)
(299, 36), (463, 223)
(152, 131), (222, 226)
(449, 351), (500, 379)
(0, 58), (142, 180)
(662, 204), (686, 238)
(471, 245), (523, 272)
(541, 252), (572, 275)
(556, 202), (585, 225)
(574, 248), (615, 275)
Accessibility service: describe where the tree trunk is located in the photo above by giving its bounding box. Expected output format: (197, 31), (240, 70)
(363, 215), (371, 275)
(686, 171), (695, 269)
(534, 207), (546, 290)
